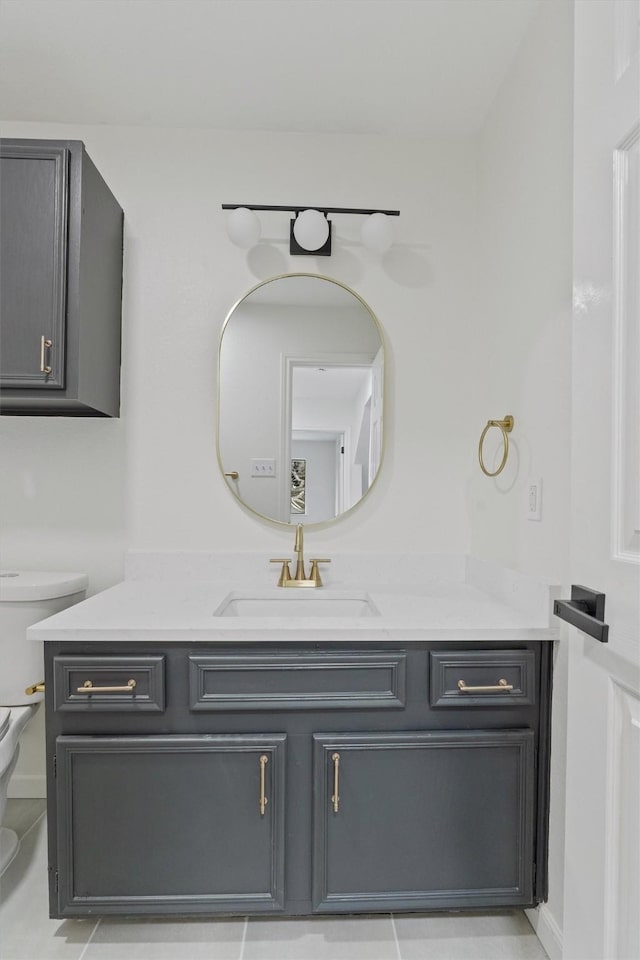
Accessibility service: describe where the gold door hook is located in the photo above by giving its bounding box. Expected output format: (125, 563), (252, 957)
(478, 415), (514, 477)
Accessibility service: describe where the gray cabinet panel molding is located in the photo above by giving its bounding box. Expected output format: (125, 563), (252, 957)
(429, 649), (536, 707)
(53, 655), (165, 712)
(189, 652), (407, 711)
(312, 729), (535, 912)
(55, 734), (287, 915)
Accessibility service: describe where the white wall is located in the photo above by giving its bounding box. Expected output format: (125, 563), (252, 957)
(470, 2), (574, 956)
(470, 3), (573, 586)
(0, 122), (480, 569)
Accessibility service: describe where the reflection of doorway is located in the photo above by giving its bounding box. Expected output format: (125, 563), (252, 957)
(281, 356), (373, 523)
(291, 431), (343, 523)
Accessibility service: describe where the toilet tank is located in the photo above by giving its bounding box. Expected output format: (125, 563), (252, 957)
(0, 571), (88, 705)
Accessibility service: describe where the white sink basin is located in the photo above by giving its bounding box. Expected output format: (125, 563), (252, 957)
(214, 591), (379, 618)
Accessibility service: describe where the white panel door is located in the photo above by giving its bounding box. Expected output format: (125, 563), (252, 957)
(563, 3), (640, 958)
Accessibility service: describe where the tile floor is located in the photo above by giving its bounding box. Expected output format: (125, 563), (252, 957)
(0, 800), (549, 960)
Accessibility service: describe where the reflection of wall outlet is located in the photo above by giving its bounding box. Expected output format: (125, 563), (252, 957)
(251, 459), (276, 477)
(527, 478), (542, 520)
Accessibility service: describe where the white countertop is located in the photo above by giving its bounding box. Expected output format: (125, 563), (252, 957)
(28, 553), (561, 644)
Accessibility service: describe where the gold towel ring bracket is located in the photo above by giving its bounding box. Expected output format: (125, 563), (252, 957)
(478, 415), (514, 477)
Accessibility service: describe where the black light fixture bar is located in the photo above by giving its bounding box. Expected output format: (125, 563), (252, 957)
(221, 204), (400, 216)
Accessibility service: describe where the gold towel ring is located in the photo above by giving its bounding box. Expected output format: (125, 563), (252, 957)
(478, 415), (514, 477)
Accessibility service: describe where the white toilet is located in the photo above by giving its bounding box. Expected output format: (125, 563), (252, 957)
(0, 570), (88, 874)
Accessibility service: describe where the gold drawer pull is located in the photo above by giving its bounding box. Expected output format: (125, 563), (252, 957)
(40, 336), (52, 374)
(331, 752), (340, 813)
(25, 681), (45, 695)
(457, 678), (513, 693)
(259, 754), (269, 816)
(77, 679), (137, 694)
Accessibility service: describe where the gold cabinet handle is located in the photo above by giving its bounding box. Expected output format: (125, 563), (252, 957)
(40, 336), (52, 374)
(457, 678), (513, 693)
(259, 754), (269, 816)
(224, 471), (239, 480)
(25, 681), (45, 695)
(331, 752), (340, 813)
(77, 679), (137, 694)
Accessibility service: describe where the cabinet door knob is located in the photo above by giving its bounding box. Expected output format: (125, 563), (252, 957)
(40, 336), (52, 374)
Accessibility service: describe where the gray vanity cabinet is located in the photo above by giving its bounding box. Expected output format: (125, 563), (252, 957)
(44, 640), (552, 919)
(313, 730), (534, 912)
(0, 139), (123, 416)
(54, 734), (286, 915)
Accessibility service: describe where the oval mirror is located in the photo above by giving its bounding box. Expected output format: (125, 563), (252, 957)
(217, 274), (384, 525)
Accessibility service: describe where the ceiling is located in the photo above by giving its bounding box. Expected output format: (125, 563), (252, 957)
(0, 0), (540, 136)
(293, 364), (370, 402)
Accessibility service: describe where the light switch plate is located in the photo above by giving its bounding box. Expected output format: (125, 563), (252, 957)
(527, 477), (542, 520)
(251, 459), (276, 477)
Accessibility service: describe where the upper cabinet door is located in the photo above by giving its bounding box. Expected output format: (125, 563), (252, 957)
(0, 138), (123, 417)
(0, 143), (68, 389)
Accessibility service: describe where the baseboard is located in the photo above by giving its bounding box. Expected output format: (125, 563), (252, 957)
(7, 774), (46, 799)
(526, 904), (563, 960)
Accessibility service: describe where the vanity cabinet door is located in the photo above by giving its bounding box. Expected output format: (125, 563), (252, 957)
(312, 730), (535, 913)
(55, 734), (286, 916)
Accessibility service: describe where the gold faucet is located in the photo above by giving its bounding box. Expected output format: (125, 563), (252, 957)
(270, 524), (331, 587)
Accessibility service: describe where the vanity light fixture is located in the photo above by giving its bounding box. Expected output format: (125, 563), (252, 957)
(222, 204), (400, 256)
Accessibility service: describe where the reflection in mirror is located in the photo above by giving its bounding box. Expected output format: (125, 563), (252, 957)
(217, 274), (384, 525)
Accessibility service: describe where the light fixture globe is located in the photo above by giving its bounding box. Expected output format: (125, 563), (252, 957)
(293, 209), (330, 251)
(226, 207), (261, 248)
(361, 212), (395, 254)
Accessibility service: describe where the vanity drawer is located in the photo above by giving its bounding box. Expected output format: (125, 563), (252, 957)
(53, 656), (165, 712)
(188, 652), (406, 711)
(429, 650), (535, 707)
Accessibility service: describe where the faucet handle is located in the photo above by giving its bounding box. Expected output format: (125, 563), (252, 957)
(270, 558), (292, 587)
(308, 558), (331, 587)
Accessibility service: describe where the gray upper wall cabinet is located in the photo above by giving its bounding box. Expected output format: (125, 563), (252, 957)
(0, 139), (124, 416)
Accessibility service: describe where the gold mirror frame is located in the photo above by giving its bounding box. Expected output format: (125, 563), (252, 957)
(216, 273), (386, 527)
